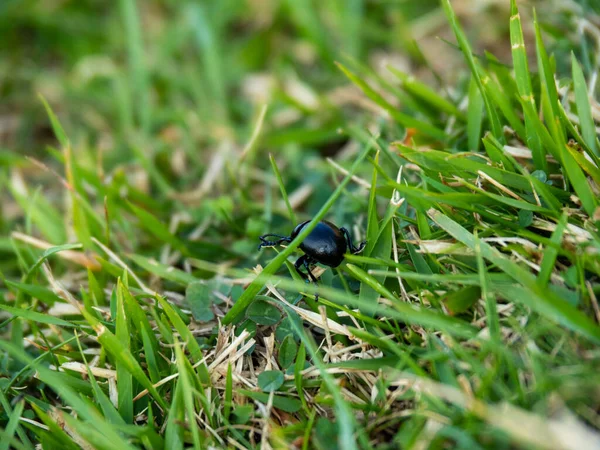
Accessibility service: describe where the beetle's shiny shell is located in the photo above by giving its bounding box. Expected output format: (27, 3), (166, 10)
(291, 220), (347, 267)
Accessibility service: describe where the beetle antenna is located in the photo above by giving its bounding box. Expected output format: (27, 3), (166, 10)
(340, 227), (366, 254)
(258, 234), (292, 250)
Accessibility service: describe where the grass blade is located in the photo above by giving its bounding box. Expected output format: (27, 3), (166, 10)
(467, 75), (484, 151)
(571, 53), (599, 157)
(441, 0), (503, 140)
(116, 279), (133, 423)
(536, 214), (567, 288)
(87, 311), (169, 410)
(128, 202), (187, 255)
(475, 233), (499, 343)
(0, 304), (73, 327)
(174, 343), (203, 449)
(270, 153), (297, 224)
(0, 399), (24, 450)
(534, 11), (565, 144)
(119, 0), (151, 133)
(509, 0), (546, 171)
(336, 62), (446, 140)
(38, 95), (69, 148)
(387, 66), (464, 119)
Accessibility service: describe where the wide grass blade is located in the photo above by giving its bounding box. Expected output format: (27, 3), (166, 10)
(534, 11), (565, 144)
(164, 378), (185, 450)
(467, 75), (484, 151)
(536, 214), (567, 288)
(174, 343), (203, 449)
(571, 53), (599, 157)
(509, 0), (545, 171)
(116, 279), (133, 423)
(119, 0), (151, 133)
(556, 142), (598, 217)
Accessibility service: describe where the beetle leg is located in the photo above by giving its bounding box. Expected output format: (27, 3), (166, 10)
(302, 258), (319, 285)
(340, 227), (367, 254)
(293, 255), (320, 301)
(294, 254), (309, 280)
(302, 257), (320, 302)
(258, 234), (292, 250)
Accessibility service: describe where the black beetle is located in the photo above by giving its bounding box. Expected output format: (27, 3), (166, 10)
(258, 220), (366, 288)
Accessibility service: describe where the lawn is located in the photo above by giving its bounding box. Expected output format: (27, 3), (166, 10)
(1, 0), (600, 449)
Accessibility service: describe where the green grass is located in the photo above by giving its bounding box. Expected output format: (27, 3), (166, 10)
(2, 1), (600, 449)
